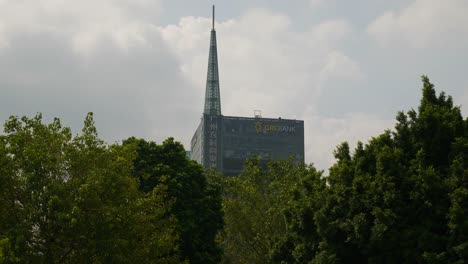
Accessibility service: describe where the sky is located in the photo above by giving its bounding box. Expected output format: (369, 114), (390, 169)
(1, 0), (467, 171)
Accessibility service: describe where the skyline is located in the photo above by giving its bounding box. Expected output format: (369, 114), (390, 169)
(0, 0), (467, 170)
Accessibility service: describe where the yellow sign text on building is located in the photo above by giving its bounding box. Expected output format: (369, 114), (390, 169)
(255, 122), (296, 133)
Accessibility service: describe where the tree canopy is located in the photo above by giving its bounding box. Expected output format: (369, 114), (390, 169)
(0, 114), (182, 263)
(122, 137), (223, 264)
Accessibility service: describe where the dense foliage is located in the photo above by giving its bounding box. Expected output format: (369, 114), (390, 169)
(220, 76), (468, 263)
(220, 158), (324, 263)
(0, 113), (222, 263)
(122, 138), (223, 264)
(1, 76), (467, 263)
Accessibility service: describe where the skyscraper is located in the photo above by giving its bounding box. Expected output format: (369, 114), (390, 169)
(191, 6), (304, 176)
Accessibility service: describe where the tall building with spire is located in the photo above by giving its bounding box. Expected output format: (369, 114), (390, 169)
(191, 6), (304, 176)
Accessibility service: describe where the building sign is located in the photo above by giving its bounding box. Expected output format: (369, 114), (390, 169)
(208, 117), (218, 168)
(255, 122), (296, 133)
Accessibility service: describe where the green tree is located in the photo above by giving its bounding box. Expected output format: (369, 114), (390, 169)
(269, 76), (467, 263)
(312, 76), (466, 263)
(445, 125), (468, 263)
(271, 161), (326, 264)
(123, 137), (223, 264)
(0, 113), (180, 263)
(220, 158), (324, 263)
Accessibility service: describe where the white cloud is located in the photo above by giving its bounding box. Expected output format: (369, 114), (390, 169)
(309, 0), (324, 9)
(0, 0), (205, 147)
(318, 51), (365, 86)
(368, 0), (468, 48)
(0, 0), (162, 53)
(302, 108), (394, 170)
(309, 0), (333, 10)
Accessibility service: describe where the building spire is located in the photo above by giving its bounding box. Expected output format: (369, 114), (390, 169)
(204, 4), (222, 116)
(212, 4), (215, 30)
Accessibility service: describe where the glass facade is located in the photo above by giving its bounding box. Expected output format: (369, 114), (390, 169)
(191, 115), (304, 176)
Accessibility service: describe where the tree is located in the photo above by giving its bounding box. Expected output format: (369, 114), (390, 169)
(445, 126), (468, 263)
(123, 137), (224, 264)
(0, 113), (180, 263)
(220, 158), (324, 263)
(262, 76), (467, 263)
(309, 76), (466, 263)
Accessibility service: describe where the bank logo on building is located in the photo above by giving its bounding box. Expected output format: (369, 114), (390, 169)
(255, 122), (296, 134)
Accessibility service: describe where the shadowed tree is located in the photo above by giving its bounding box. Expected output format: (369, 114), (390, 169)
(123, 137), (224, 264)
(259, 76), (467, 263)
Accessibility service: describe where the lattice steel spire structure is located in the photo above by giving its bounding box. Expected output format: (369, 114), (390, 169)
(204, 5), (222, 116)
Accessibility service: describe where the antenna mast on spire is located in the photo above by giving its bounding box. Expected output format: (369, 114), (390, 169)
(212, 5), (215, 30)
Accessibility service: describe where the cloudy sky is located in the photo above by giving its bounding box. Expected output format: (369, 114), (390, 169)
(1, 0), (467, 171)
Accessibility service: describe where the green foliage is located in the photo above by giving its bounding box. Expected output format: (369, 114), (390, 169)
(123, 137), (224, 264)
(220, 158), (324, 263)
(304, 76), (467, 263)
(0, 113), (180, 263)
(220, 76), (468, 263)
